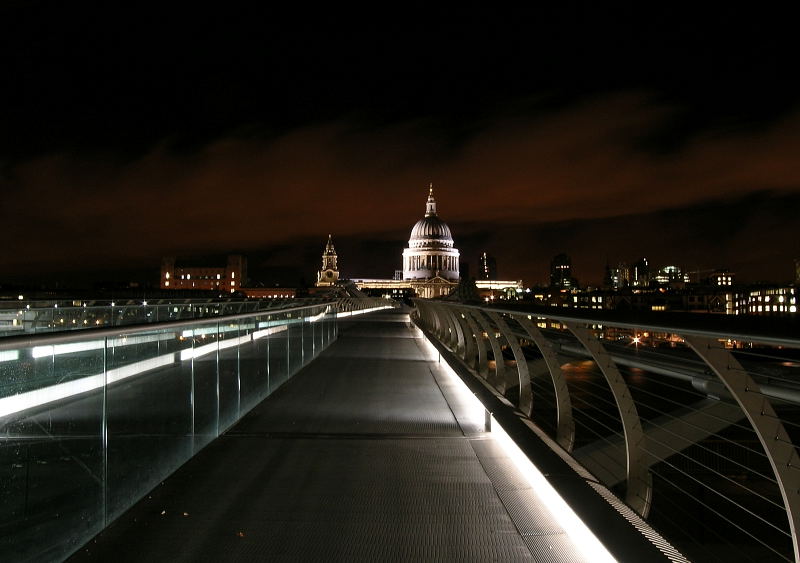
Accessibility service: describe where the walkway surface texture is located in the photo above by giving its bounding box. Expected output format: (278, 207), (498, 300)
(69, 310), (585, 562)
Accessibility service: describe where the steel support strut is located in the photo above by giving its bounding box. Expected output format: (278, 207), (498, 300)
(469, 309), (507, 392)
(487, 312), (533, 417)
(685, 335), (800, 562)
(463, 310), (488, 377)
(515, 314), (576, 451)
(567, 322), (652, 517)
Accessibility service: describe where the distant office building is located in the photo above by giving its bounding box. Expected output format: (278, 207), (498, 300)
(161, 255), (246, 293)
(654, 265), (690, 285)
(479, 252), (497, 280)
(616, 262), (631, 288)
(604, 261), (630, 289)
(709, 269), (735, 287)
(550, 253), (573, 289)
(475, 279), (524, 301)
(239, 287), (297, 299)
(316, 234), (339, 287)
(742, 286), (797, 315)
(632, 257), (649, 287)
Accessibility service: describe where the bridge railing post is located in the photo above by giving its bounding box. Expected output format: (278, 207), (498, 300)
(684, 334), (800, 562)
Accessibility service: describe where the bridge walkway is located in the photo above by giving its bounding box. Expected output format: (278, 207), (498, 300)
(68, 310), (583, 562)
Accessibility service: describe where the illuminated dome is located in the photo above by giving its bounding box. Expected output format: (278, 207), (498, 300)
(409, 215), (454, 247)
(402, 186), (460, 281)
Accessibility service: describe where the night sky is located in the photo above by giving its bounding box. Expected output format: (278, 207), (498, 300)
(2, 3), (799, 287)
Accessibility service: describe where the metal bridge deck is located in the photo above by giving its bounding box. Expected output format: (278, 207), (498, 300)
(69, 310), (582, 562)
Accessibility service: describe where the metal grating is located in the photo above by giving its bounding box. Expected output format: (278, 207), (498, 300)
(69, 311), (591, 562)
(523, 534), (585, 563)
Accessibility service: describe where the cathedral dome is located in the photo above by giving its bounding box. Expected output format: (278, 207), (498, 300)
(409, 215), (453, 247)
(407, 187), (454, 249)
(402, 185), (460, 283)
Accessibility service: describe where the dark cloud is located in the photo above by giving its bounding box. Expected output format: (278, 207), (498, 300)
(2, 94), (799, 285)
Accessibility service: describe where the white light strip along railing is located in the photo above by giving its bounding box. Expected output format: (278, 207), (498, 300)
(0, 304), (336, 420)
(32, 340), (105, 359)
(31, 332), (179, 359)
(416, 327), (615, 562)
(0, 317), (306, 418)
(0, 350), (20, 363)
(337, 305), (394, 318)
(415, 327), (486, 426)
(252, 325), (288, 341)
(0, 353), (176, 418)
(491, 418), (616, 563)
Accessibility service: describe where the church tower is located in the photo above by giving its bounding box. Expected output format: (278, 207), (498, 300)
(316, 234), (339, 286)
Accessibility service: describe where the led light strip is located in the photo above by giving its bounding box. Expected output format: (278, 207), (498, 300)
(491, 418), (616, 562)
(417, 328), (616, 563)
(0, 353), (175, 418)
(336, 305), (393, 318)
(0, 324), (293, 418)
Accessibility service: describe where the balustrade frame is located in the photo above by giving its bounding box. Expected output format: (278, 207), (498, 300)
(685, 335), (800, 562)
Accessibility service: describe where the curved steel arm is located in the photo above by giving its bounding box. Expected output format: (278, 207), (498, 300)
(437, 303), (465, 355)
(684, 335), (800, 562)
(567, 322), (652, 517)
(452, 307), (476, 365)
(462, 310), (488, 376)
(469, 309), (507, 392)
(486, 312), (533, 417)
(514, 314), (576, 451)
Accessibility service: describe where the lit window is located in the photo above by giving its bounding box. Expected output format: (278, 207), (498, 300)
(165, 272), (170, 279)
(231, 281), (235, 286)
(232, 272), (235, 279)
(791, 306), (797, 313)
(187, 274), (191, 280)
(165, 281), (170, 287)
(217, 274), (221, 279)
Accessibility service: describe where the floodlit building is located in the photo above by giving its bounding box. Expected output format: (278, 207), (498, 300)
(356, 186), (525, 299)
(402, 186), (460, 283)
(161, 255), (246, 293)
(316, 234), (339, 287)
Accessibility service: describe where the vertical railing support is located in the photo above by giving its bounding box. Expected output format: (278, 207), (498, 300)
(685, 335), (800, 562)
(514, 314), (575, 452)
(469, 309), (507, 393)
(567, 322), (652, 517)
(452, 307), (476, 365)
(486, 312), (533, 417)
(463, 309), (488, 376)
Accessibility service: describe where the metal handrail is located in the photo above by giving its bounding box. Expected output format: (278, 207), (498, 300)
(0, 300), (337, 351)
(413, 299), (800, 562)
(464, 303), (800, 348)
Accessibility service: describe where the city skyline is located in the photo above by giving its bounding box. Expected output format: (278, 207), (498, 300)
(1, 5), (799, 287)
